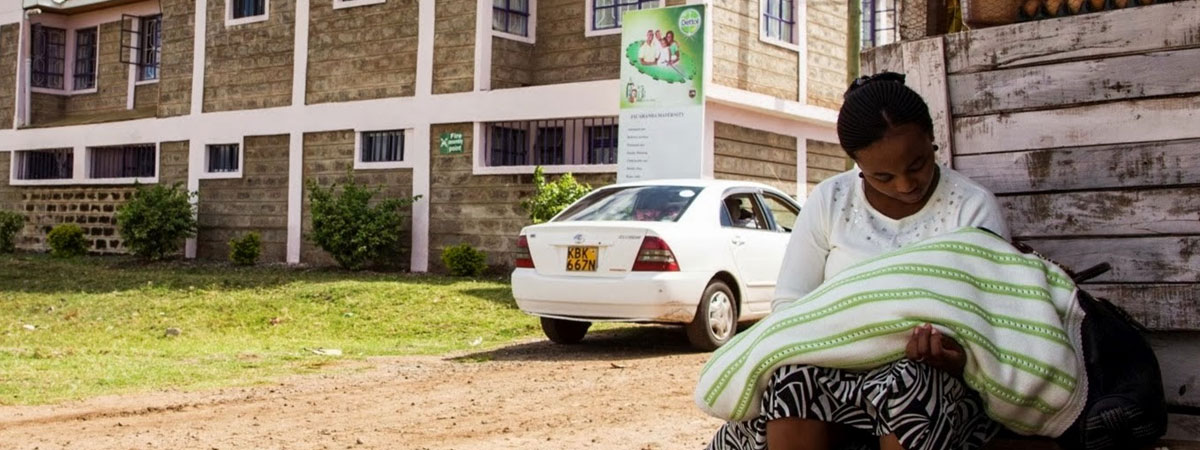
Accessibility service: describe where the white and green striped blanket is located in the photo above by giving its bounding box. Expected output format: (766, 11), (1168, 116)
(694, 228), (1088, 437)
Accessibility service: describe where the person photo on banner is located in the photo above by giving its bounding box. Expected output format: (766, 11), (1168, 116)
(660, 31), (681, 67)
(638, 29), (659, 66)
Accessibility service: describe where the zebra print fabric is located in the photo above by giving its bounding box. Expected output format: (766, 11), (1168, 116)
(708, 360), (999, 450)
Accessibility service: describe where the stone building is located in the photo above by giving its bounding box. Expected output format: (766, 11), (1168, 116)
(0, 0), (852, 271)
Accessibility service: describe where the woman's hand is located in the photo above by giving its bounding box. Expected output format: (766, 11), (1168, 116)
(905, 323), (966, 377)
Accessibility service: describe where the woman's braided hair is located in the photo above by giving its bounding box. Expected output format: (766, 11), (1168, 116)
(836, 72), (934, 157)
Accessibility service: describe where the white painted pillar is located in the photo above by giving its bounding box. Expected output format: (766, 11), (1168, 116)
(184, 0), (209, 258)
(796, 0), (809, 104)
(795, 137), (808, 202)
(286, 0), (311, 264)
(126, 19), (139, 110)
(473, 0), (491, 92)
(14, 15), (30, 128)
(410, 0), (435, 272)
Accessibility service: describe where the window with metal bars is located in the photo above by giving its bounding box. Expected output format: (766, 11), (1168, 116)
(534, 127), (565, 166)
(493, 0), (530, 36)
(73, 27), (98, 90)
(483, 117), (619, 167)
(88, 144), (157, 179)
(862, 0), (898, 48)
(586, 125), (618, 165)
(763, 0), (796, 44)
(31, 25), (66, 89)
(138, 15), (162, 81)
(207, 144), (240, 173)
(14, 149), (74, 180)
(361, 130), (405, 163)
(592, 0), (660, 31)
(233, 0), (266, 19)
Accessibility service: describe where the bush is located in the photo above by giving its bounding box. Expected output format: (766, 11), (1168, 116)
(0, 210), (24, 253)
(521, 166), (592, 224)
(441, 243), (487, 277)
(47, 223), (88, 258)
(307, 173), (421, 270)
(116, 183), (198, 261)
(229, 232), (262, 266)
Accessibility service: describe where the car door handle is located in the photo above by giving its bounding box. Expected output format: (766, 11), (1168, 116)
(731, 238), (745, 246)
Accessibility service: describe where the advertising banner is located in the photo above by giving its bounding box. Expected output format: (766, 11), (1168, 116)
(617, 5), (706, 182)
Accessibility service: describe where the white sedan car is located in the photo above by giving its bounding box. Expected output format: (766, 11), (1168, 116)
(511, 179), (802, 350)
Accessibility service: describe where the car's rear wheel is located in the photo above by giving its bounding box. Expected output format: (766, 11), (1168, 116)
(687, 280), (737, 351)
(540, 317), (591, 344)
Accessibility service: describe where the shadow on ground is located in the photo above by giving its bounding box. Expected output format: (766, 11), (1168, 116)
(450, 324), (709, 363)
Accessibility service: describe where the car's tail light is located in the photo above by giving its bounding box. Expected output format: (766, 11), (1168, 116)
(632, 236), (679, 272)
(515, 235), (535, 268)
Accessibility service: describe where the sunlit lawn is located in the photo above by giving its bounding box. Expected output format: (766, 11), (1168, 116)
(0, 253), (550, 405)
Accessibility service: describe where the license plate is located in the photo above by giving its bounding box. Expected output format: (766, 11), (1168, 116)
(566, 246), (598, 272)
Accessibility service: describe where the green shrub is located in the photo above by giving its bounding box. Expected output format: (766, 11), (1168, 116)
(47, 223), (88, 258)
(115, 183), (198, 260)
(307, 173), (421, 270)
(0, 210), (24, 253)
(229, 232), (262, 266)
(521, 166), (593, 224)
(441, 243), (487, 277)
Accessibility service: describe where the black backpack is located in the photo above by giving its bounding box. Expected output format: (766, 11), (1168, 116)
(1054, 263), (1169, 450)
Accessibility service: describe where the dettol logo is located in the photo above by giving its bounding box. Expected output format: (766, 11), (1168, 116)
(678, 8), (702, 37)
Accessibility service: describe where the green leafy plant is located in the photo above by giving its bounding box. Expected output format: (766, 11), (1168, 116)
(229, 231), (262, 266)
(521, 166), (593, 224)
(47, 223), (88, 258)
(307, 173), (421, 270)
(0, 210), (24, 253)
(116, 183), (198, 260)
(441, 243), (487, 277)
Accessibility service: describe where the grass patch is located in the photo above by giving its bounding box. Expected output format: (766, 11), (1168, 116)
(0, 253), (545, 405)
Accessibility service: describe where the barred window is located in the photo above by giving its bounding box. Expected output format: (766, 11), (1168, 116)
(586, 125), (618, 165)
(89, 144), (156, 179)
(138, 15), (162, 81)
(493, 0), (530, 36)
(207, 144), (240, 173)
(14, 149), (74, 180)
(73, 28), (98, 90)
(31, 25), (66, 89)
(862, 0), (898, 48)
(592, 0), (660, 31)
(361, 130), (405, 163)
(483, 117), (618, 167)
(763, 0), (796, 44)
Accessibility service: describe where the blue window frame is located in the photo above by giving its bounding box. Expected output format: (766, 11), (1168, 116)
(493, 0), (530, 36)
(138, 15), (162, 81)
(763, 0), (796, 44)
(592, 0), (660, 31)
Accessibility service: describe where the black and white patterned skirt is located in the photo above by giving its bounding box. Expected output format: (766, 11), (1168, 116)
(708, 360), (999, 450)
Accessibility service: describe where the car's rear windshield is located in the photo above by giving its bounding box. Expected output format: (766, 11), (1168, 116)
(554, 185), (701, 222)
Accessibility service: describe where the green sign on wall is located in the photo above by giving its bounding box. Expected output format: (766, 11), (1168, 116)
(439, 132), (464, 154)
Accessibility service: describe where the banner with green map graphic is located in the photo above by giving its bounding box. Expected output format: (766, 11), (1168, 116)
(617, 4), (706, 183)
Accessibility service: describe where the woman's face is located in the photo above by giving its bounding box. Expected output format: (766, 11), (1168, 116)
(852, 123), (937, 205)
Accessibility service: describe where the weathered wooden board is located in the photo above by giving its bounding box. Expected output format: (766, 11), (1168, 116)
(902, 37), (955, 168)
(949, 48), (1200, 117)
(944, 0), (1200, 74)
(1149, 332), (1200, 409)
(1001, 187), (1200, 237)
(861, 42), (905, 77)
(1018, 237), (1200, 283)
(1086, 284), (1200, 332)
(955, 139), (1200, 194)
(1167, 414), (1200, 443)
(954, 94), (1200, 155)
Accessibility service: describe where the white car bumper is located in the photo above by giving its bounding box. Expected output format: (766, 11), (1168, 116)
(511, 269), (713, 323)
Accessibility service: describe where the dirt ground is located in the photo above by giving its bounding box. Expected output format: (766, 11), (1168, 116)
(0, 326), (725, 450)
